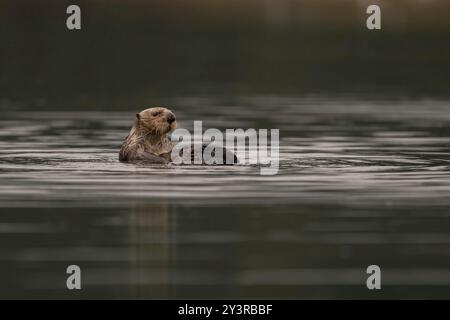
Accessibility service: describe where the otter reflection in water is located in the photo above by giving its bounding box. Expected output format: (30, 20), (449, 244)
(119, 107), (237, 165)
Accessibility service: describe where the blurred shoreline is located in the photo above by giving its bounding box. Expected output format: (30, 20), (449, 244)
(1, 0), (449, 110)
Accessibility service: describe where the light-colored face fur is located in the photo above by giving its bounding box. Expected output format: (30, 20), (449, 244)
(136, 107), (177, 137)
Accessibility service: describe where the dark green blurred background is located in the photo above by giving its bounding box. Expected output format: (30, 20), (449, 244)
(0, 0), (449, 110)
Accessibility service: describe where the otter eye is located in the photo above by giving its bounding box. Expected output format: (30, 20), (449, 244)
(151, 111), (162, 117)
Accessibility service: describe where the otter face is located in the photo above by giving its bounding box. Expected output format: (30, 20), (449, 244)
(136, 107), (177, 135)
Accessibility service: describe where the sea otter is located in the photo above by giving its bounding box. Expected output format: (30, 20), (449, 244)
(119, 107), (176, 163)
(119, 107), (237, 164)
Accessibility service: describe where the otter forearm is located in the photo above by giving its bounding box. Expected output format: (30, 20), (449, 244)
(159, 151), (172, 161)
(126, 151), (169, 164)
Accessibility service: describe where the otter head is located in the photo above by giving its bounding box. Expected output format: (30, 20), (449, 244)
(135, 107), (177, 136)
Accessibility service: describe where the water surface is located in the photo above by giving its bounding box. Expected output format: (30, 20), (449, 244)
(1, 97), (450, 299)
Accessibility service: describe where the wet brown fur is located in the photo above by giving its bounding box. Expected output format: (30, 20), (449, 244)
(119, 107), (177, 163)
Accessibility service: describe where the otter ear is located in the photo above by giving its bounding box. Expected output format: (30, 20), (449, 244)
(136, 113), (141, 120)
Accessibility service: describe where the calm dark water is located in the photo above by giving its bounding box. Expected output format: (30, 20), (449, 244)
(1, 97), (450, 299)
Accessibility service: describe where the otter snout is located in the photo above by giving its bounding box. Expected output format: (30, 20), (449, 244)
(167, 113), (176, 124)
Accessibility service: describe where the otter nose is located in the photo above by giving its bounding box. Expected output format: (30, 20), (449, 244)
(167, 113), (176, 124)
